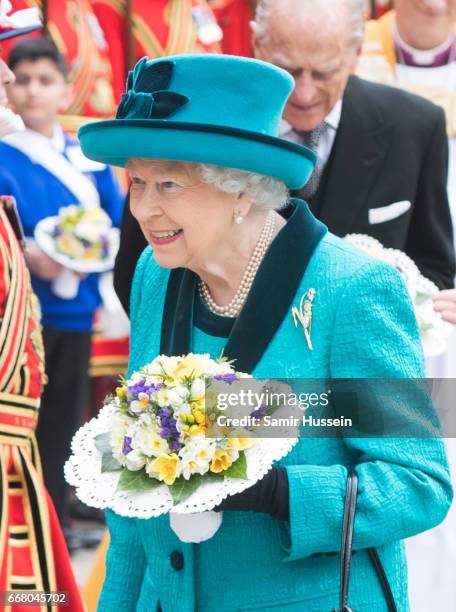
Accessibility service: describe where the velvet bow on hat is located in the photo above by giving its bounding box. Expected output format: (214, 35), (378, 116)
(79, 54), (316, 189)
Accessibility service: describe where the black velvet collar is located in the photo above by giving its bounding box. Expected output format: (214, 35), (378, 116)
(194, 290), (235, 338)
(160, 200), (327, 373)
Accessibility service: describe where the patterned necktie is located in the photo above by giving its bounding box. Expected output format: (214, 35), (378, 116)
(298, 121), (329, 201)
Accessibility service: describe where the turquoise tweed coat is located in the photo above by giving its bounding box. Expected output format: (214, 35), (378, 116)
(99, 203), (452, 612)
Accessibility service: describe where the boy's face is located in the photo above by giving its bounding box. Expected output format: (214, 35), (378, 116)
(6, 57), (71, 130)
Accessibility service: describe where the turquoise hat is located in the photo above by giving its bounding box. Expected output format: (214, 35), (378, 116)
(78, 54), (316, 189)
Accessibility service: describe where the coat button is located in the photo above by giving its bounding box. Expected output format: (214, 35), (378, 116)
(170, 550), (184, 571)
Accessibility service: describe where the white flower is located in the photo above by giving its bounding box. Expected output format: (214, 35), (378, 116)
(129, 372), (143, 384)
(143, 356), (179, 378)
(59, 204), (80, 219)
(179, 435), (216, 480)
(173, 403), (193, 420)
(133, 424), (170, 457)
(138, 412), (153, 427)
(190, 378), (205, 400)
(74, 219), (103, 243)
(156, 386), (186, 408)
(109, 414), (133, 463)
(175, 385), (190, 400)
(168, 388), (186, 406)
(125, 449), (146, 471)
(144, 374), (163, 386)
(175, 419), (186, 435)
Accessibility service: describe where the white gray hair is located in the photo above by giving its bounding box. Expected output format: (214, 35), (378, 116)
(197, 163), (288, 211)
(252, 0), (365, 53)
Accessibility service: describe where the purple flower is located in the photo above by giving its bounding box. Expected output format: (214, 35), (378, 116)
(169, 439), (181, 451)
(158, 407), (172, 418)
(51, 226), (62, 238)
(214, 373), (238, 384)
(127, 379), (163, 399)
(251, 404), (268, 419)
(122, 436), (133, 455)
(127, 380), (146, 397)
(100, 234), (110, 257)
(160, 428), (170, 438)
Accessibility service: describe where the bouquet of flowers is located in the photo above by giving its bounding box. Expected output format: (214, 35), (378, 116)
(34, 204), (119, 273)
(344, 234), (452, 356)
(65, 353), (297, 540)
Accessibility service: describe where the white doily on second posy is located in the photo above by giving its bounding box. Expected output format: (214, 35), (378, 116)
(344, 233), (452, 357)
(64, 403), (298, 519)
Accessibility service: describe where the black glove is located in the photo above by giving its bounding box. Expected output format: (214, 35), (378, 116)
(214, 467), (289, 521)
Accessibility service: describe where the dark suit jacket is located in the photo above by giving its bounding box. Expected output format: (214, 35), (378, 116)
(301, 76), (455, 290)
(114, 76), (455, 314)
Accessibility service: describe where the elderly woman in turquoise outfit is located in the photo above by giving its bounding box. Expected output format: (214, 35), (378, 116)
(79, 55), (452, 612)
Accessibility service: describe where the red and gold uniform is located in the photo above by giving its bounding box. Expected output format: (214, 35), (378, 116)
(210, 0), (253, 57)
(0, 197), (84, 612)
(2, 0), (116, 124)
(90, 0), (221, 101)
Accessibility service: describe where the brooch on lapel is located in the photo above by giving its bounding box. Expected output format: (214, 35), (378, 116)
(292, 288), (316, 351)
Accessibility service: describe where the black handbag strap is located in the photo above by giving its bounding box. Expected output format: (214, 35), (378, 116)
(334, 471), (398, 612)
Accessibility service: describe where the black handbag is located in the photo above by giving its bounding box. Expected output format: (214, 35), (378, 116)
(333, 471), (398, 612)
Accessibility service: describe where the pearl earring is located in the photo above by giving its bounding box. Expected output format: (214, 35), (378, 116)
(234, 212), (244, 224)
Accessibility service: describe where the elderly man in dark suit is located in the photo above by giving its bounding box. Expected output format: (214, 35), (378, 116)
(253, 0), (455, 289)
(114, 0), (455, 313)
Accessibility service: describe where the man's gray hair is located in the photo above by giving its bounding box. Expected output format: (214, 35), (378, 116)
(252, 0), (365, 52)
(197, 164), (288, 212)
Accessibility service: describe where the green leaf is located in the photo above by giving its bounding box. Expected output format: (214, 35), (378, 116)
(223, 451), (248, 479)
(103, 393), (115, 406)
(101, 452), (121, 473)
(116, 468), (162, 492)
(169, 474), (203, 505)
(94, 432), (112, 454)
(205, 472), (224, 483)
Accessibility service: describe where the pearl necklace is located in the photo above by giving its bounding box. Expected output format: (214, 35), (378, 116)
(198, 211), (276, 317)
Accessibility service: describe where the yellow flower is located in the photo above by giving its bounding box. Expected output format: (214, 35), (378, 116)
(191, 397), (205, 411)
(82, 247), (98, 259)
(193, 410), (205, 425)
(82, 208), (111, 224)
(228, 437), (256, 451)
(220, 425), (231, 437)
(56, 235), (84, 258)
(189, 424), (204, 435)
(168, 354), (205, 382)
(148, 454), (181, 485)
(116, 386), (126, 399)
(210, 450), (234, 473)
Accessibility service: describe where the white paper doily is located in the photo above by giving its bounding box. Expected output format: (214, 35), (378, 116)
(65, 403), (298, 518)
(34, 216), (119, 273)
